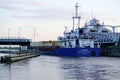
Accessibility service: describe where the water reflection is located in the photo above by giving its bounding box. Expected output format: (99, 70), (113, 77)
(0, 56), (120, 80)
(59, 57), (120, 80)
(0, 59), (30, 80)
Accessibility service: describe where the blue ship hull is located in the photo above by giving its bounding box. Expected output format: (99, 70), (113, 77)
(41, 48), (101, 57)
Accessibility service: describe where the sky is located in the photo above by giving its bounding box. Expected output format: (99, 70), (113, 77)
(0, 0), (120, 41)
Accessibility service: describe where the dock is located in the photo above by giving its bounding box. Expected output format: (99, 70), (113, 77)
(0, 51), (40, 63)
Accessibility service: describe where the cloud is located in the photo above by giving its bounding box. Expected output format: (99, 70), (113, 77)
(0, 0), (118, 24)
(11, 7), (73, 20)
(0, 0), (72, 20)
(0, 5), (22, 12)
(0, 0), (44, 12)
(0, 0), (24, 12)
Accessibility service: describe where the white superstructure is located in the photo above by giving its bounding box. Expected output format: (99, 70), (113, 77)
(58, 3), (120, 48)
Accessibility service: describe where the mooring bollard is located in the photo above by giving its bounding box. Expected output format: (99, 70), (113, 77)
(5, 56), (11, 63)
(0, 56), (4, 63)
(0, 56), (11, 63)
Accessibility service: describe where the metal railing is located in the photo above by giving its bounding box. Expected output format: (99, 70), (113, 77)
(0, 37), (31, 42)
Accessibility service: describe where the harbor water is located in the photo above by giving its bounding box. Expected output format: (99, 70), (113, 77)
(0, 55), (120, 80)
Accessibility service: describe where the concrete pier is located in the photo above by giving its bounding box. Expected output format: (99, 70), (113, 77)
(0, 51), (40, 63)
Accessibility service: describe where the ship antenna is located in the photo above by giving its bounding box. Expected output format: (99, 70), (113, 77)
(75, 2), (79, 17)
(65, 26), (68, 32)
(72, 3), (81, 30)
(91, 10), (93, 19)
(113, 19), (115, 26)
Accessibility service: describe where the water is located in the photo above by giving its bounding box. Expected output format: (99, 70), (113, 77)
(0, 55), (120, 80)
(0, 53), (9, 57)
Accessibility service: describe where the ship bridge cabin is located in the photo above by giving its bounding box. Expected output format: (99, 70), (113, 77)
(84, 18), (111, 33)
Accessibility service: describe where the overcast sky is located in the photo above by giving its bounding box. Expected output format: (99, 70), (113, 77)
(0, 0), (120, 41)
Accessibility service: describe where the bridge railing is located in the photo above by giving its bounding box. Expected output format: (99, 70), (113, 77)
(0, 37), (31, 42)
(0, 37), (29, 39)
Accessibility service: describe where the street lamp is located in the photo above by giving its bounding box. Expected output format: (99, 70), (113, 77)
(19, 27), (21, 38)
(8, 29), (10, 39)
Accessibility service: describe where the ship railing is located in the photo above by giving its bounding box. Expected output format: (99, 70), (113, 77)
(85, 32), (120, 43)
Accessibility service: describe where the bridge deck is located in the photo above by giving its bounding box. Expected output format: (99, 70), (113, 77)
(0, 37), (31, 46)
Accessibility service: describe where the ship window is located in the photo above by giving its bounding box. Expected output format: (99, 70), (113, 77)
(90, 30), (96, 32)
(79, 29), (83, 34)
(102, 31), (108, 33)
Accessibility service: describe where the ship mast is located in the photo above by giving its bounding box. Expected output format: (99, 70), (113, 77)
(72, 3), (81, 30)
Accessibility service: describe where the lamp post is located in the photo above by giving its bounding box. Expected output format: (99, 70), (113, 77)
(34, 27), (35, 42)
(8, 29), (10, 39)
(19, 27), (21, 38)
(18, 27), (21, 56)
(8, 28), (11, 57)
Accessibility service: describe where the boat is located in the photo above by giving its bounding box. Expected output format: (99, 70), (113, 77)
(41, 3), (120, 57)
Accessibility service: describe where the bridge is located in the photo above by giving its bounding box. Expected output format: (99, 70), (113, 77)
(105, 25), (120, 33)
(0, 37), (31, 46)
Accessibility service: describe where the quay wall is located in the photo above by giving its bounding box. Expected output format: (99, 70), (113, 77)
(101, 46), (120, 57)
(0, 52), (40, 63)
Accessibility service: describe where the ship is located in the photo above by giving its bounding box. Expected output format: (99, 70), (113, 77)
(40, 3), (120, 57)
